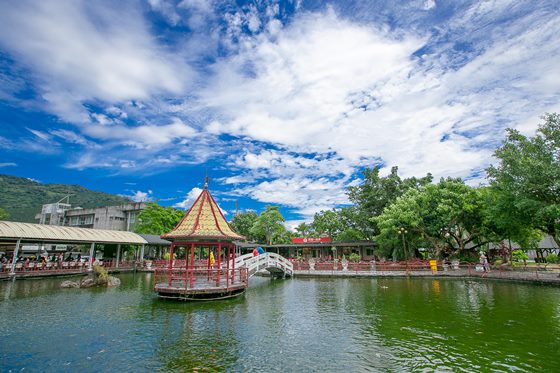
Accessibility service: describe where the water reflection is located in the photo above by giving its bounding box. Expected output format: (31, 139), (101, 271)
(0, 274), (559, 372)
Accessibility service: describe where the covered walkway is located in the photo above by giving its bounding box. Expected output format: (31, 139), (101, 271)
(0, 221), (148, 277)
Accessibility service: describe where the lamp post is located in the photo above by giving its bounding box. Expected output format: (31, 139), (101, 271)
(397, 227), (408, 261)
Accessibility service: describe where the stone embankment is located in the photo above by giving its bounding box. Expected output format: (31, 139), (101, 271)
(293, 268), (560, 285)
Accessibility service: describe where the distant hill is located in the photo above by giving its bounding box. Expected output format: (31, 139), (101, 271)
(0, 174), (131, 223)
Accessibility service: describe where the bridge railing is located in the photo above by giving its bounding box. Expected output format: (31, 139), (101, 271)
(231, 252), (293, 277)
(153, 267), (248, 290)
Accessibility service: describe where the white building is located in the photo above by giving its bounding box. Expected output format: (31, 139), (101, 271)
(35, 202), (146, 231)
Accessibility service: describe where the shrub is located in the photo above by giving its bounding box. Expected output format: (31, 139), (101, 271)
(512, 250), (528, 262)
(93, 264), (109, 283)
(545, 253), (559, 264)
(348, 253), (361, 263)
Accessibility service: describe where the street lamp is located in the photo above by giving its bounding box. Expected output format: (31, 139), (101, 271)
(397, 227), (408, 261)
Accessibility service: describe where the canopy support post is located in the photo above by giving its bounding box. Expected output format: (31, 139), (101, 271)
(88, 242), (96, 271)
(9, 238), (21, 276)
(116, 244), (121, 269)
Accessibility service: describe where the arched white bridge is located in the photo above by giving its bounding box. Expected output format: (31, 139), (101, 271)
(233, 252), (293, 279)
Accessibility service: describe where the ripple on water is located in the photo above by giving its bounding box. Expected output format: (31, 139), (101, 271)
(1, 275), (559, 372)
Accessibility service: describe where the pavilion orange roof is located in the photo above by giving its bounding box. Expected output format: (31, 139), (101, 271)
(161, 184), (245, 242)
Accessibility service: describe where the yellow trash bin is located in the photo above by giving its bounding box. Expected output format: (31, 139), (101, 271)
(429, 260), (438, 273)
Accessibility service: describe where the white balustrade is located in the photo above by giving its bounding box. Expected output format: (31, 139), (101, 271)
(231, 252), (293, 278)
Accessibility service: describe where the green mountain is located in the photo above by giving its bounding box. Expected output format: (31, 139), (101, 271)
(0, 174), (131, 223)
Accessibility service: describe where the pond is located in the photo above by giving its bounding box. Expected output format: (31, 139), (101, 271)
(1, 273), (559, 372)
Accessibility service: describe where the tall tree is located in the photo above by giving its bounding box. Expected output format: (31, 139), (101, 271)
(250, 206), (287, 245)
(294, 222), (312, 237)
(486, 113), (560, 246)
(134, 202), (184, 235)
(230, 211), (258, 240)
(375, 178), (488, 259)
(347, 166), (433, 238)
(312, 209), (343, 238)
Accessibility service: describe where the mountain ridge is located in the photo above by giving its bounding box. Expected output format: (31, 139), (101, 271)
(0, 174), (132, 222)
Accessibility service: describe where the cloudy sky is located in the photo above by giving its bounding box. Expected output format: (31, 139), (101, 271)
(0, 0), (559, 226)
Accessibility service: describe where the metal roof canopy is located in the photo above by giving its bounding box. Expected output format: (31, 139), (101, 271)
(0, 221), (147, 245)
(139, 234), (171, 246)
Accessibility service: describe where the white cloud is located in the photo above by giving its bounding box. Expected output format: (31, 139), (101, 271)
(175, 187), (203, 209)
(0, 0), (191, 122)
(129, 190), (153, 202)
(423, 0), (436, 10)
(1, 2), (559, 221)
(82, 118), (197, 148)
(50, 129), (98, 147)
(148, 0), (181, 25)
(195, 5), (560, 219)
(0, 162), (17, 167)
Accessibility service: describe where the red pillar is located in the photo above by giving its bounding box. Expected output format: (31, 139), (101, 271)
(216, 243), (221, 286)
(185, 242), (190, 288)
(189, 243), (195, 288)
(168, 243), (175, 285)
(226, 246), (230, 289)
(232, 244), (236, 284)
(207, 246), (211, 280)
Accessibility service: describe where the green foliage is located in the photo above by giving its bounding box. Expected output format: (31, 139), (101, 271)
(0, 174), (131, 222)
(375, 178), (489, 259)
(348, 253), (361, 262)
(486, 113), (560, 247)
(545, 253), (559, 264)
(312, 209), (343, 238)
(0, 207), (9, 220)
(250, 206), (287, 245)
(230, 211), (258, 240)
(294, 222), (312, 237)
(134, 202), (183, 235)
(93, 264), (110, 283)
(163, 252), (175, 261)
(347, 166), (433, 239)
(511, 250), (528, 262)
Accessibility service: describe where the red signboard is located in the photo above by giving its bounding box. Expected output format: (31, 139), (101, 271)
(291, 237), (332, 244)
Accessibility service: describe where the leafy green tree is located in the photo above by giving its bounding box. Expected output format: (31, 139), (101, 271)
(347, 166), (433, 238)
(311, 209), (343, 238)
(0, 207), (9, 220)
(311, 207), (366, 241)
(134, 202), (184, 235)
(375, 178), (489, 259)
(250, 206), (286, 245)
(294, 222), (312, 237)
(486, 113), (560, 246)
(230, 211), (258, 240)
(481, 186), (543, 261)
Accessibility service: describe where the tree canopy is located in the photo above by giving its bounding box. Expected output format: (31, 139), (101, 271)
(375, 178), (489, 260)
(134, 202), (184, 235)
(486, 113), (560, 246)
(230, 211), (259, 240)
(250, 206), (287, 245)
(347, 166), (432, 239)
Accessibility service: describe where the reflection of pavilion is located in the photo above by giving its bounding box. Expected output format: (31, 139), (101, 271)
(154, 180), (247, 300)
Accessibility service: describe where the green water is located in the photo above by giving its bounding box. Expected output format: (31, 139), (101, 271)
(1, 274), (559, 372)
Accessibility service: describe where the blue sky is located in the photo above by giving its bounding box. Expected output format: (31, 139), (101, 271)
(0, 0), (559, 228)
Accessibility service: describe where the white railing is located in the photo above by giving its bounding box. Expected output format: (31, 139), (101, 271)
(231, 252), (293, 278)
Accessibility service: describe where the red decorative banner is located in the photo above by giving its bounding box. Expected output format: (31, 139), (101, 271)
(291, 237), (332, 244)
